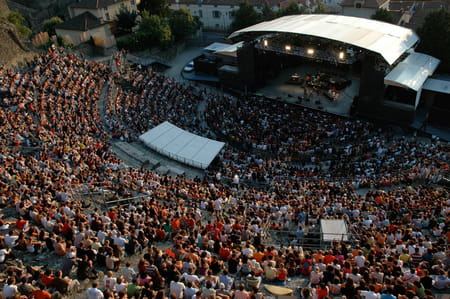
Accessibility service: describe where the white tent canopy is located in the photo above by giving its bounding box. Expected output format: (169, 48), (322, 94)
(423, 78), (450, 94)
(320, 219), (349, 242)
(139, 122), (225, 169)
(384, 52), (440, 92)
(228, 14), (419, 65)
(204, 42), (232, 52)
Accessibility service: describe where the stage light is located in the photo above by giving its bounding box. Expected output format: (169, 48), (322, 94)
(285, 45), (291, 51)
(263, 39), (268, 47)
(339, 51), (345, 60)
(307, 48), (314, 55)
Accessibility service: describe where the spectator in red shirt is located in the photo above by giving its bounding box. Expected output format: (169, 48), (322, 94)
(41, 269), (55, 288)
(15, 216), (28, 231)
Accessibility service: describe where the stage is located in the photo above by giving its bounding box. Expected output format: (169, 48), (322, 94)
(256, 64), (360, 117)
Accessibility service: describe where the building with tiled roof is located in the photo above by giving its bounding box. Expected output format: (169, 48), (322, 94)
(55, 12), (115, 46)
(55, 0), (141, 48)
(69, 0), (140, 22)
(168, 0), (282, 31)
(389, 0), (449, 30)
(340, 0), (389, 18)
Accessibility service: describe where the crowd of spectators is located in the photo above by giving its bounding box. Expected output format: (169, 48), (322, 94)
(205, 95), (448, 188)
(0, 48), (448, 299)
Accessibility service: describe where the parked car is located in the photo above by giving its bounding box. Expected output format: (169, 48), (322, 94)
(183, 61), (194, 72)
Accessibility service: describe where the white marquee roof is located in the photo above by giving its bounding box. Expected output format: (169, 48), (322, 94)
(384, 52), (440, 91)
(320, 219), (349, 241)
(228, 14), (419, 65)
(423, 78), (450, 94)
(139, 121), (225, 169)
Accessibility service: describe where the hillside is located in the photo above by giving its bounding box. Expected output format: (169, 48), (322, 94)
(0, 0), (35, 67)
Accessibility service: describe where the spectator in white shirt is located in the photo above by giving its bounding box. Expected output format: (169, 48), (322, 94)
(87, 281), (104, 299)
(360, 285), (381, 299)
(2, 277), (19, 299)
(355, 250), (366, 268)
(170, 275), (186, 299)
(104, 270), (117, 291)
(5, 231), (18, 248)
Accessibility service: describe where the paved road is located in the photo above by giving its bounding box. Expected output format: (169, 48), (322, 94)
(163, 47), (204, 82)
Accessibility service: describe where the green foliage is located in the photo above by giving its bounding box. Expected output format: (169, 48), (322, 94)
(261, 4), (276, 21)
(278, 2), (306, 16)
(7, 10), (25, 26)
(7, 10), (32, 39)
(231, 1), (262, 31)
(117, 13), (173, 51)
(16, 24), (32, 38)
(114, 7), (138, 35)
(168, 8), (200, 41)
(370, 8), (394, 23)
(138, 13), (172, 48)
(42, 17), (63, 36)
(138, 0), (169, 17)
(313, 0), (326, 13)
(417, 9), (450, 72)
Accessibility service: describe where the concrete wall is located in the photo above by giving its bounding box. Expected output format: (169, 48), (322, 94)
(56, 24), (115, 46)
(170, 3), (235, 31)
(70, 0), (139, 21)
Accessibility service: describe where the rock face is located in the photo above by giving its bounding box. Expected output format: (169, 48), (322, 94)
(0, 17), (34, 67)
(0, 0), (35, 67)
(6, 0), (76, 30)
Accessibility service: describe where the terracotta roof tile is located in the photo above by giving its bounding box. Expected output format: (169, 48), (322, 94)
(55, 12), (107, 31)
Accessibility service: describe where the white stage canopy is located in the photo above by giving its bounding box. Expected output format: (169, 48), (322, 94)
(384, 52), (440, 92)
(228, 14), (419, 65)
(423, 78), (450, 94)
(320, 219), (349, 242)
(204, 42), (232, 52)
(139, 121), (225, 169)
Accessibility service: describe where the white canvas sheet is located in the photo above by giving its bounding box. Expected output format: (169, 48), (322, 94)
(320, 219), (349, 242)
(384, 52), (440, 92)
(139, 121), (225, 169)
(228, 14), (419, 65)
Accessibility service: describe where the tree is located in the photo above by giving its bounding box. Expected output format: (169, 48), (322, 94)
(261, 4), (277, 21)
(278, 2), (305, 16)
(230, 1), (262, 32)
(7, 10), (32, 39)
(168, 9), (200, 41)
(417, 9), (450, 72)
(138, 12), (172, 48)
(370, 8), (394, 23)
(313, 0), (326, 13)
(138, 0), (169, 17)
(114, 7), (138, 35)
(42, 17), (63, 36)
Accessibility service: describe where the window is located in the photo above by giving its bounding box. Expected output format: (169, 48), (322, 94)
(214, 4), (218, 7)
(230, 4), (234, 8)
(216, 23), (220, 27)
(355, 2), (362, 8)
(229, 11), (235, 18)
(213, 10), (221, 18)
(105, 12), (110, 20)
(198, 9), (203, 17)
(131, 0), (135, 4)
(104, 7), (108, 10)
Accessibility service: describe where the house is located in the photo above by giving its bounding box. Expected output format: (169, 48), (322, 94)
(168, 0), (281, 31)
(340, 0), (389, 18)
(55, 0), (140, 48)
(55, 12), (116, 47)
(69, 0), (140, 22)
(389, 0), (449, 30)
